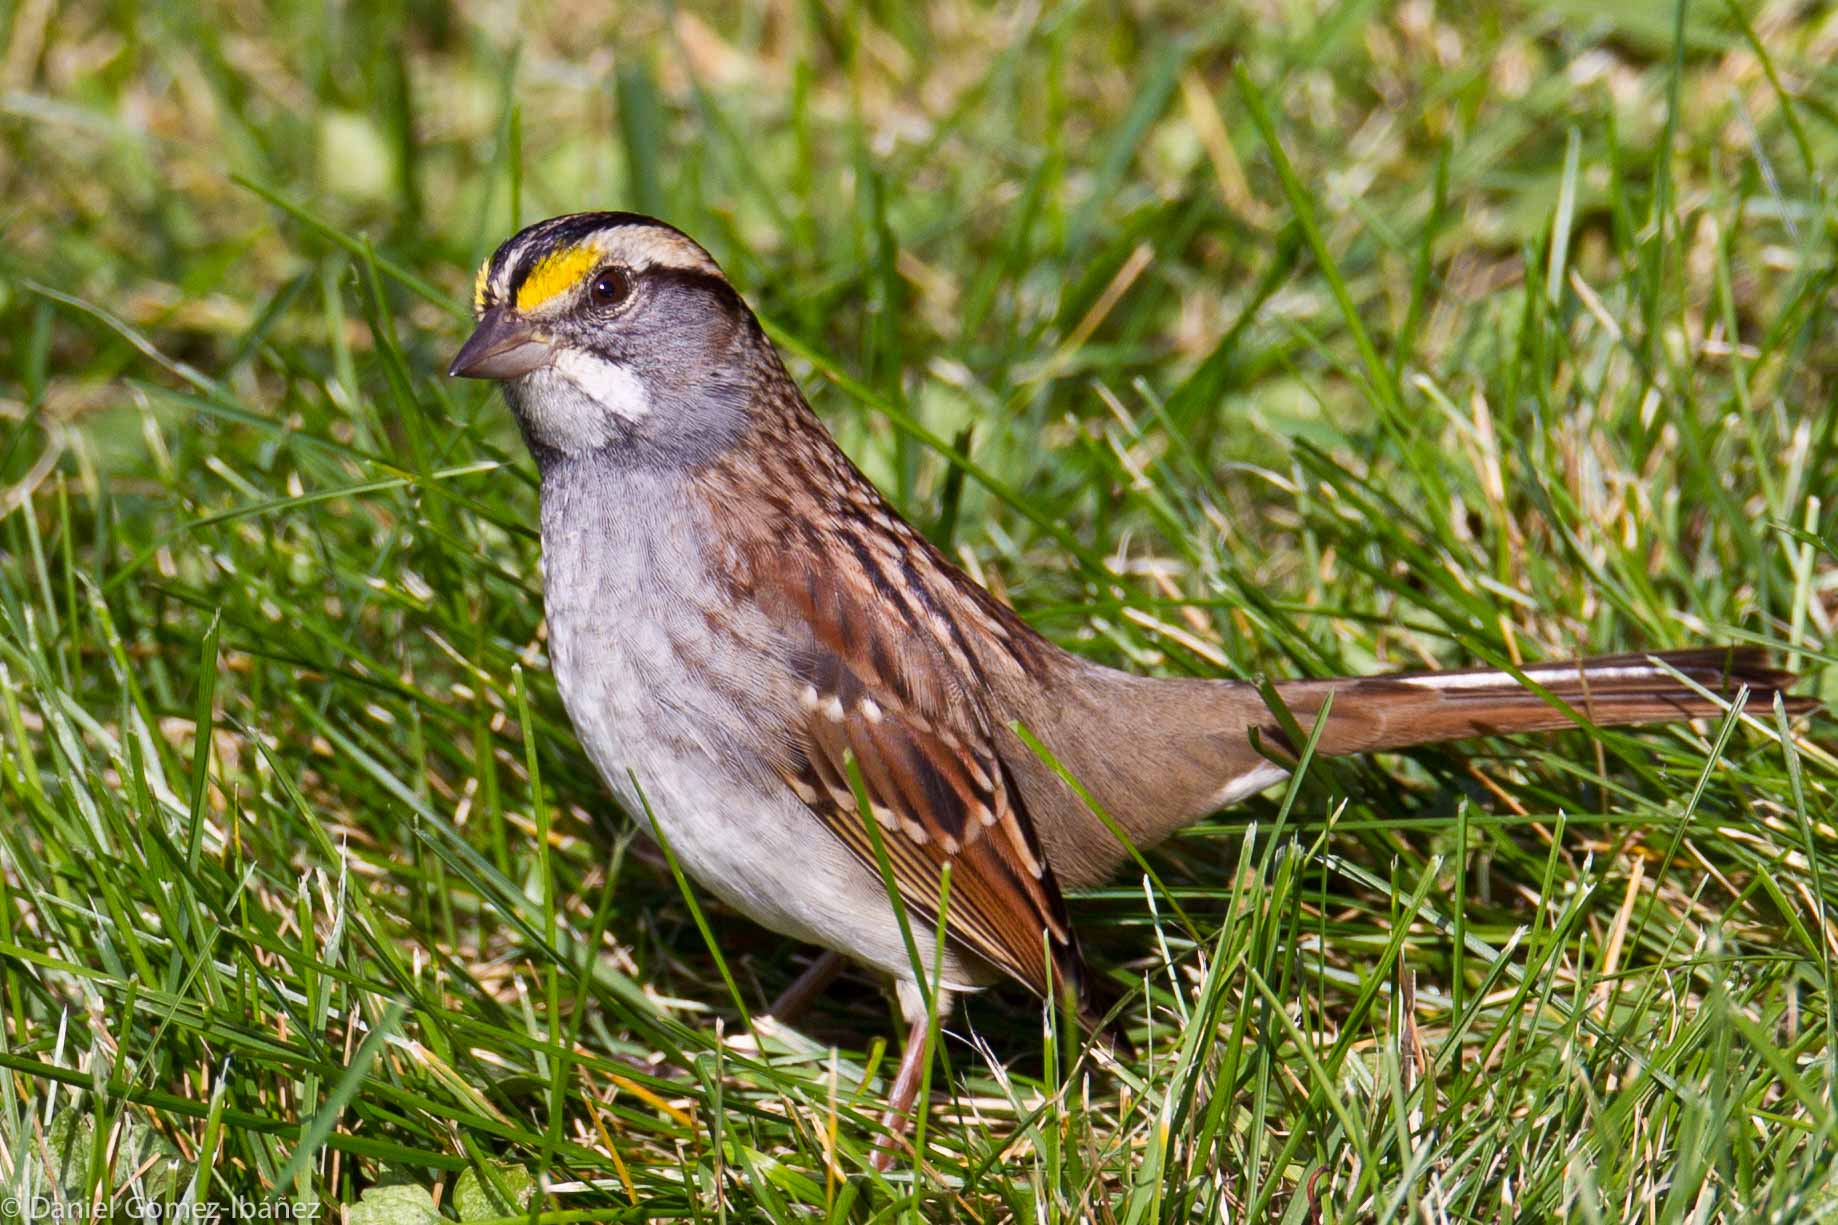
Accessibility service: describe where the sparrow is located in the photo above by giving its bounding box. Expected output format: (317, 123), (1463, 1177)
(449, 211), (1811, 1167)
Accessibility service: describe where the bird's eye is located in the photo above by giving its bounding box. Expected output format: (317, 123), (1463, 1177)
(588, 268), (629, 307)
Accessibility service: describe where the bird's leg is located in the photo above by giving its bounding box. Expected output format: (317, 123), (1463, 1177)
(870, 1013), (933, 1171)
(766, 950), (845, 1026)
(870, 982), (951, 1172)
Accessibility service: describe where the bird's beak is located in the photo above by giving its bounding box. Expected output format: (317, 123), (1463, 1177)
(448, 308), (552, 380)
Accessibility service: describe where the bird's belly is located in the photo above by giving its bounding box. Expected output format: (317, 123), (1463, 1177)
(546, 606), (985, 991)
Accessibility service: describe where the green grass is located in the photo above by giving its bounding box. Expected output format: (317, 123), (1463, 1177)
(2, 0), (1836, 1219)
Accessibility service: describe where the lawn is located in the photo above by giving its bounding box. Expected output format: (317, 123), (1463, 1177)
(1, 0), (1835, 1220)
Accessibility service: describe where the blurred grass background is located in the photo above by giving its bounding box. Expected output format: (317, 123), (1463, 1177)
(1, 0), (1835, 1219)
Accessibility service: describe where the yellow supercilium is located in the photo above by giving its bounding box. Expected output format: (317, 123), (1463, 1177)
(515, 245), (601, 313)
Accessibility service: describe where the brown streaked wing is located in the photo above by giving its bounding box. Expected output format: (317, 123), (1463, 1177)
(702, 383), (1087, 1003)
(729, 490), (1083, 1002)
(781, 649), (1082, 1001)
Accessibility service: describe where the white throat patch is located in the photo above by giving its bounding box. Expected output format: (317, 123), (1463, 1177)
(553, 349), (652, 421)
(513, 349), (653, 453)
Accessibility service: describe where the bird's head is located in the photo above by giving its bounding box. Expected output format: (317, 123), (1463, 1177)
(451, 212), (764, 463)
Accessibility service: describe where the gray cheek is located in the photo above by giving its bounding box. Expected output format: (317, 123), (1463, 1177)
(502, 293), (763, 467)
(616, 325), (759, 464)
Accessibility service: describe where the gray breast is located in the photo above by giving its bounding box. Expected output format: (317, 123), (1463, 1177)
(537, 455), (784, 794)
(532, 455), (983, 987)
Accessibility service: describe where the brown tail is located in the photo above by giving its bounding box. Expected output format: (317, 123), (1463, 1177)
(1272, 647), (1816, 756)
